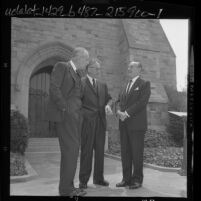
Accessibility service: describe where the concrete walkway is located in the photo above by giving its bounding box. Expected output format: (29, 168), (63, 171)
(10, 151), (187, 197)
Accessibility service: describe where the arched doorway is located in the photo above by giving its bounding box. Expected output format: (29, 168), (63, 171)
(29, 65), (54, 137)
(15, 42), (73, 119)
(28, 57), (66, 137)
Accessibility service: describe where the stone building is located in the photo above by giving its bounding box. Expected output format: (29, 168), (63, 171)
(11, 18), (176, 138)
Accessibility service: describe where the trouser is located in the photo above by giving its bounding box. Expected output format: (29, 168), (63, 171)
(79, 115), (106, 184)
(119, 122), (145, 184)
(56, 112), (82, 195)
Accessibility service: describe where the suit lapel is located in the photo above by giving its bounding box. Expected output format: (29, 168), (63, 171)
(96, 80), (102, 98)
(97, 81), (108, 111)
(68, 62), (79, 82)
(120, 83), (127, 102)
(86, 77), (98, 96)
(126, 77), (141, 100)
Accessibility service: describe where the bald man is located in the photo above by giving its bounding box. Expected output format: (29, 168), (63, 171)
(115, 61), (151, 189)
(46, 47), (89, 196)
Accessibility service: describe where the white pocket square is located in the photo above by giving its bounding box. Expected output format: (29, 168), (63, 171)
(134, 87), (139, 90)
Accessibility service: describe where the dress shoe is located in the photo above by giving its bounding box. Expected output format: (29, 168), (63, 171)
(116, 180), (130, 187)
(93, 179), (109, 186)
(79, 183), (88, 189)
(72, 187), (85, 192)
(59, 187), (86, 196)
(129, 182), (142, 189)
(68, 188), (87, 197)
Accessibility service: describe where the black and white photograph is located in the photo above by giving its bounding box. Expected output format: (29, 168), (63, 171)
(1, 0), (194, 199)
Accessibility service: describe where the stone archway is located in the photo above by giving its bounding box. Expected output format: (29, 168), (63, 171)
(15, 41), (73, 118)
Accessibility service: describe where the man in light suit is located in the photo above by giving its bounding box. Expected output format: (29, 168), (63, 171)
(79, 59), (113, 189)
(115, 61), (151, 189)
(46, 47), (89, 196)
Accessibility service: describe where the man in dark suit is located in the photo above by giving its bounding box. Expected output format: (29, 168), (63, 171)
(46, 47), (89, 196)
(115, 61), (151, 189)
(79, 59), (113, 189)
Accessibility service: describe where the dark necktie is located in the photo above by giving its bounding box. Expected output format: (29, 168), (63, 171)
(126, 79), (133, 94)
(75, 69), (81, 79)
(92, 78), (96, 88)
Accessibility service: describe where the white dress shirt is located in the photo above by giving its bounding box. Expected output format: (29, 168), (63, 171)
(87, 74), (112, 113)
(69, 60), (77, 72)
(125, 75), (140, 117)
(126, 75), (140, 93)
(87, 74), (96, 86)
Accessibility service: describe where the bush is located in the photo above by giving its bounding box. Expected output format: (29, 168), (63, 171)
(144, 129), (178, 148)
(164, 85), (187, 146)
(167, 113), (184, 146)
(10, 152), (28, 176)
(108, 129), (179, 151)
(107, 129), (183, 168)
(10, 109), (30, 155)
(144, 147), (183, 168)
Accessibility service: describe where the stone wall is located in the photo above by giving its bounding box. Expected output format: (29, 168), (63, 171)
(11, 18), (125, 117)
(122, 19), (176, 88)
(11, 18), (176, 134)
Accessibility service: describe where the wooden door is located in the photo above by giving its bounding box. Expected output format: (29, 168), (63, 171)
(29, 66), (57, 137)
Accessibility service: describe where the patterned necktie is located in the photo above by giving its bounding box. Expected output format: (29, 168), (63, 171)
(126, 79), (133, 94)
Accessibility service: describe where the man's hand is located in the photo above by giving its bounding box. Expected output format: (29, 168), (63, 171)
(117, 110), (127, 121)
(105, 105), (113, 115)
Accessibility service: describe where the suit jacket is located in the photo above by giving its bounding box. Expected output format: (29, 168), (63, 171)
(116, 77), (151, 131)
(81, 76), (112, 129)
(45, 61), (82, 122)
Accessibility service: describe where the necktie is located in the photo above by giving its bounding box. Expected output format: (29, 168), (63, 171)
(92, 78), (96, 88)
(126, 79), (133, 94)
(75, 69), (81, 79)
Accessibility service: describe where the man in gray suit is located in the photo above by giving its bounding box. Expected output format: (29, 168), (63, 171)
(46, 47), (89, 196)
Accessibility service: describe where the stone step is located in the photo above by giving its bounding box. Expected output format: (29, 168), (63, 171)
(26, 133), (109, 152)
(28, 138), (59, 142)
(26, 138), (60, 152)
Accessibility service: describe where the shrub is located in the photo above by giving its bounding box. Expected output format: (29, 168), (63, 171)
(167, 113), (184, 147)
(10, 152), (28, 176)
(144, 129), (178, 148)
(144, 147), (183, 168)
(108, 129), (179, 150)
(10, 109), (30, 155)
(107, 129), (183, 168)
(164, 85), (187, 146)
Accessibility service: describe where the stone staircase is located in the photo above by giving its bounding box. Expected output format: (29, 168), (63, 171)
(26, 138), (60, 153)
(26, 133), (108, 153)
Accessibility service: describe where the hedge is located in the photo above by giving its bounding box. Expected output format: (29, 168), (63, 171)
(164, 85), (187, 146)
(144, 129), (179, 148)
(10, 109), (30, 155)
(167, 113), (184, 147)
(10, 152), (28, 176)
(107, 129), (183, 168)
(108, 129), (179, 149)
